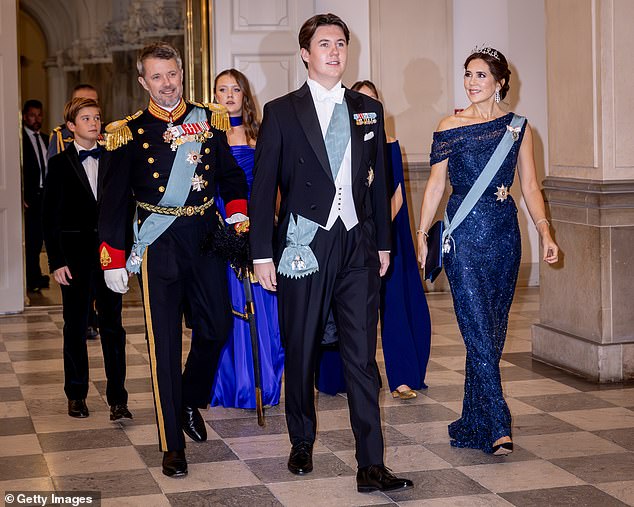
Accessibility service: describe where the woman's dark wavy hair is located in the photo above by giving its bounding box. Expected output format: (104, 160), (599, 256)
(214, 68), (259, 145)
(464, 48), (511, 100)
(351, 80), (379, 99)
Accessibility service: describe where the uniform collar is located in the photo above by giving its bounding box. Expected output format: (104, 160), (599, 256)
(148, 97), (187, 123)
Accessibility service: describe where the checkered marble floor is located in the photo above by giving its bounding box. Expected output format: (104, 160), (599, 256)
(1, 287), (634, 506)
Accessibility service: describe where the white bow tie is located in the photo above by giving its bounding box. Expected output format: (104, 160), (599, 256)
(314, 85), (345, 104)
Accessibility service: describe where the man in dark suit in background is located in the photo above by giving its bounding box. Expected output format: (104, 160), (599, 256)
(22, 99), (50, 292)
(42, 97), (131, 421)
(249, 13), (412, 493)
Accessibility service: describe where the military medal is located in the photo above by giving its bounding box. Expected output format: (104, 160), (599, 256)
(353, 112), (377, 125)
(164, 121), (213, 151)
(186, 150), (203, 165)
(191, 174), (206, 191)
(495, 184), (509, 202)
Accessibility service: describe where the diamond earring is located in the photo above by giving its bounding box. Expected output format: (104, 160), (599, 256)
(495, 89), (501, 103)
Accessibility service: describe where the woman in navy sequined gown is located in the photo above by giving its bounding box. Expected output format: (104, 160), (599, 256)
(211, 69), (284, 408)
(317, 81), (431, 400)
(417, 49), (558, 454)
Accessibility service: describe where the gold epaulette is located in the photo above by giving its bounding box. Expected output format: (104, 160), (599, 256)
(104, 110), (142, 151)
(188, 100), (230, 132)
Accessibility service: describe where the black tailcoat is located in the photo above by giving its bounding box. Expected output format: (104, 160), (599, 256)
(249, 84), (390, 467)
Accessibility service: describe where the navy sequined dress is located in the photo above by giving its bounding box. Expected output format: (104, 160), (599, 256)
(430, 113), (526, 452)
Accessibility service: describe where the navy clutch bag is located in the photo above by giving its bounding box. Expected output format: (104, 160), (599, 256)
(424, 220), (444, 282)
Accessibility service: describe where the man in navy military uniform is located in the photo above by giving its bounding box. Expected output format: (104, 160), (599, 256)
(98, 42), (248, 478)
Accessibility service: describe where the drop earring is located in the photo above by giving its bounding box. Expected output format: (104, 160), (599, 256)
(495, 89), (501, 103)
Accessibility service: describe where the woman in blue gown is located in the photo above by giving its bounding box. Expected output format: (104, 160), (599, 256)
(211, 69), (284, 408)
(316, 81), (432, 400)
(417, 48), (558, 454)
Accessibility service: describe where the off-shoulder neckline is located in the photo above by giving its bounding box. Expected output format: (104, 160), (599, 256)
(435, 112), (514, 135)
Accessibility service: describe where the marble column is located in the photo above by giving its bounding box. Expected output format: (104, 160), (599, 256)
(532, 0), (634, 381)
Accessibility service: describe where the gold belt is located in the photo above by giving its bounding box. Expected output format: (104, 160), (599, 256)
(136, 197), (215, 217)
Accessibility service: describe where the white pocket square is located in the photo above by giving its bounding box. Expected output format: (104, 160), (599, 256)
(363, 131), (374, 141)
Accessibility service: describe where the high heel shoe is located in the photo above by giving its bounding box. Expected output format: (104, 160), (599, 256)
(391, 389), (417, 400)
(492, 442), (514, 456)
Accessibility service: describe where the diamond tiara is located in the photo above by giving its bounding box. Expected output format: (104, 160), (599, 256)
(470, 45), (500, 61)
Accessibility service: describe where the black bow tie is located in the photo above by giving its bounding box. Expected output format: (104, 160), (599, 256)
(78, 147), (101, 162)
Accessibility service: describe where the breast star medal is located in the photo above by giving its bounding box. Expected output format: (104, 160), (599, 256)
(367, 167), (374, 187)
(191, 174), (206, 192)
(186, 150), (203, 165)
(495, 184), (509, 202)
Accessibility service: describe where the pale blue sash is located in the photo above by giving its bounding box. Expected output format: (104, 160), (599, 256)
(442, 114), (526, 254)
(127, 106), (207, 273)
(277, 214), (320, 279)
(324, 100), (350, 180)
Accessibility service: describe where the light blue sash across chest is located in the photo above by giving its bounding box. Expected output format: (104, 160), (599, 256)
(442, 113), (525, 254)
(126, 106), (207, 273)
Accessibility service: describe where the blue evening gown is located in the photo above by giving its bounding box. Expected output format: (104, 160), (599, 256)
(211, 145), (284, 408)
(316, 140), (432, 394)
(430, 113), (526, 452)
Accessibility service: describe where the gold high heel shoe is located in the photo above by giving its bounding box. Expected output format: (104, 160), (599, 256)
(391, 389), (417, 400)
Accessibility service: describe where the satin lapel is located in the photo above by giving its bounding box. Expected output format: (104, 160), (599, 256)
(67, 145), (95, 201)
(346, 90), (365, 180)
(292, 83), (332, 182)
(97, 149), (110, 201)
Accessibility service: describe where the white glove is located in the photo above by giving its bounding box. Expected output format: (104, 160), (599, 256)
(104, 268), (129, 294)
(225, 213), (248, 224)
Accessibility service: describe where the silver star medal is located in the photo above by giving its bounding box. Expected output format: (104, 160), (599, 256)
(367, 167), (374, 186)
(191, 174), (205, 192)
(495, 184), (509, 202)
(186, 150), (202, 165)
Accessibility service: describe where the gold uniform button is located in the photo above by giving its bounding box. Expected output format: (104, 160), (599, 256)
(204, 181), (209, 187)
(153, 172), (159, 179)
(203, 196), (208, 202)
(143, 142), (149, 149)
(138, 128), (144, 134)
(148, 157), (155, 164)
(204, 148), (210, 154)
(138, 219), (142, 225)
(205, 164), (210, 170)
(158, 186), (165, 193)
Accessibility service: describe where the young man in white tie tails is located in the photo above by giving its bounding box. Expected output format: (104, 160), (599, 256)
(249, 13), (413, 493)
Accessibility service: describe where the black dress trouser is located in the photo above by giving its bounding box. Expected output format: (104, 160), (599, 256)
(62, 260), (127, 405)
(25, 193), (44, 288)
(140, 217), (231, 452)
(278, 218), (385, 468)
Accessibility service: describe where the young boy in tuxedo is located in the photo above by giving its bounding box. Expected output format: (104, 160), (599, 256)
(43, 98), (131, 420)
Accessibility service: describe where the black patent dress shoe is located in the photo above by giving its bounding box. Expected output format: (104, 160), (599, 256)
(182, 405), (207, 442)
(357, 465), (413, 493)
(162, 450), (188, 477)
(68, 399), (89, 418)
(287, 442), (313, 475)
(110, 404), (133, 421)
(86, 326), (99, 340)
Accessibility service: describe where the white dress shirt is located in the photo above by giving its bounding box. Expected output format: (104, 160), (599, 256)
(75, 141), (99, 199)
(25, 126), (47, 187)
(306, 78), (358, 232)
